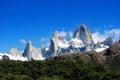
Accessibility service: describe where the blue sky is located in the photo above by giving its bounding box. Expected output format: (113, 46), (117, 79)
(0, 0), (120, 52)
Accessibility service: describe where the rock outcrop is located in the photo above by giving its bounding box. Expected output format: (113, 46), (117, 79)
(74, 24), (94, 45)
(102, 37), (113, 46)
(24, 41), (43, 60)
(23, 41), (33, 58)
(49, 31), (59, 56)
(2, 55), (10, 61)
(104, 41), (120, 56)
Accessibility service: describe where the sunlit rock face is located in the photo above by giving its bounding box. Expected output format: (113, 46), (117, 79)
(24, 41), (44, 60)
(74, 24), (94, 45)
(49, 31), (59, 56)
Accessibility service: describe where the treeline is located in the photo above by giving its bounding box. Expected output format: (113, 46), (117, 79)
(0, 59), (120, 80)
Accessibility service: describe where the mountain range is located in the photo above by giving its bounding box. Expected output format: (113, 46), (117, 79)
(0, 24), (113, 61)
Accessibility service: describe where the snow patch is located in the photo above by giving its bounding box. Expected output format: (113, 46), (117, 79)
(69, 38), (84, 48)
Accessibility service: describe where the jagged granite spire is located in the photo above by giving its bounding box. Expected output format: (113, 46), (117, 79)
(41, 45), (46, 57)
(74, 24), (94, 45)
(23, 41), (33, 59)
(49, 31), (58, 56)
(102, 37), (113, 46)
(23, 41), (44, 60)
(53, 31), (58, 39)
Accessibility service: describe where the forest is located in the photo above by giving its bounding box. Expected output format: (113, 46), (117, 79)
(0, 58), (120, 80)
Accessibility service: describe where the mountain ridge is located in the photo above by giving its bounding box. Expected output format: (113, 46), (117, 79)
(0, 24), (114, 61)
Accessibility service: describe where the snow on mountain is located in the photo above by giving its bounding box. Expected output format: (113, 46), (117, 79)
(0, 56), (2, 60)
(48, 24), (112, 56)
(74, 24), (94, 45)
(49, 31), (60, 56)
(95, 44), (109, 52)
(101, 37), (113, 46)
(0, 52), (28, 61)
(5, 54), (28, 61)
(6, 48), (28, 61)
(0, 53), (3, 60)
(95, 47), (108, 52)
(0, 24), (114, 61)
(58, 37), (69, 48)
(24, 41), (44, 60)
(8, 48), (23, 57)
(69, 38), (84, 48)
(58, 41), (69, 48)
(94, 37), (113, 52)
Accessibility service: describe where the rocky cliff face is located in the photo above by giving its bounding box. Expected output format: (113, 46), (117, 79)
(74, 24), (94, 45)
(24, 41), (43, 60)
(23, 41), (33, 58)
(49, 31), (59, 56)
(104, 41), (120, 56)
(102, 37), (113, 46)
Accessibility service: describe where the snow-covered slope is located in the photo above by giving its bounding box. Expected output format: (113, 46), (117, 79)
(0, 53), (3, 60)
(8, 48), (23, 57)
(0, 52), (28, 61)
(69, 38), (84, 48)
(94, 37), (113, 52)
(95, 45), (109, 52)
(6, 54), (28, 61)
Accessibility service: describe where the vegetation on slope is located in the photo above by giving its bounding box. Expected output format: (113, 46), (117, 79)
(0, 59), (120, 80)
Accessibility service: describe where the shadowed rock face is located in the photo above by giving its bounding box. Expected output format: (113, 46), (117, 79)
(49, 38), (57, 56)
(104, 41), (120, 56)
(2, 55), (10, 61)
(74, 24), (94, 45)
(103, 42), (120, 71)
(101, 37), (113, 47)
(23, 41), (33, 58)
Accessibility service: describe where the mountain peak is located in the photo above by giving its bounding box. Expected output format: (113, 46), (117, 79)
(53, 31), (58, 39)
(27, 41), (32, 47)
(23, 41), (44, 60)
(8, 48), (22, 57)
(80, 24), (87, 32)
(102, 36), (113, 46)
(23, 41), (33, 58)
(74, 24), (87, 39)
(0, 24), (113, 61)
(74, 24), (94, 45)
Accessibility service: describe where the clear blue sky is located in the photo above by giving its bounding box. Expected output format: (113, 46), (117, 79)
(0, 0), (120, 52)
